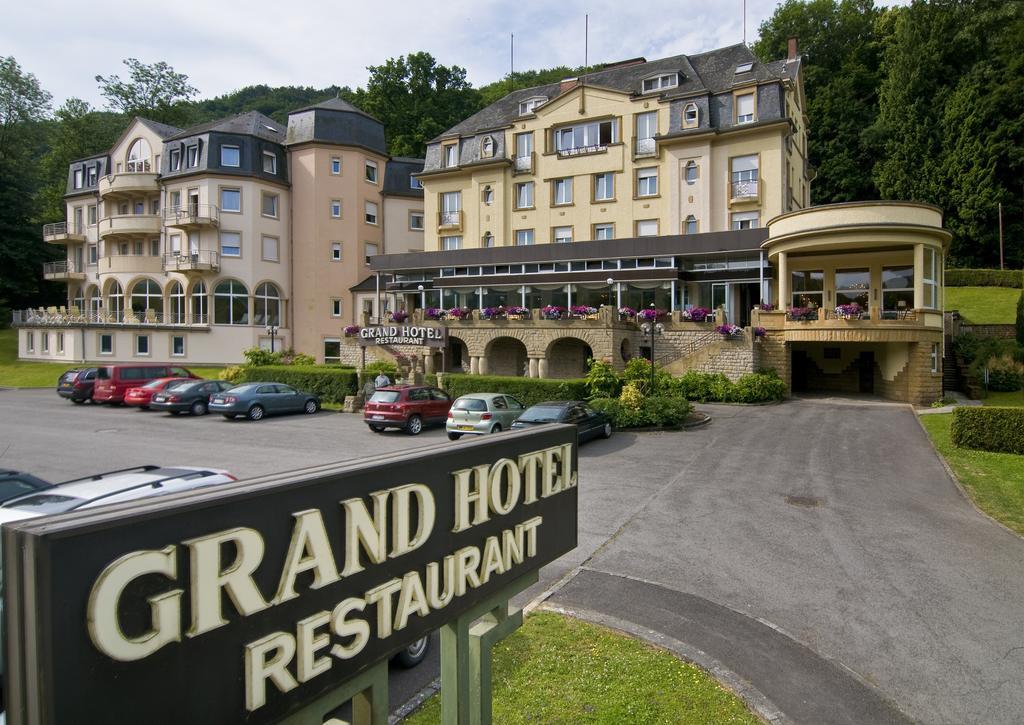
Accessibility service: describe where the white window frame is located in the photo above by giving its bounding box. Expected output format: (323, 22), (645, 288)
(635, 219), (658, 237)
(409, 211), (424, 231)
(730, 211), (760, 230)
(441, 236), (462, 251)
(594, 223), (614, 240)
(330, 199), (342, 218)
(262, 151), (277, 174)
(171, 335), (186, 357)
(594, 172), (614, 201)
(186, 146), (199, 168)
(41, 332), (49, 353)
(220, 231), (242, 257)
(923, 248), (939, 309)
(331, 242), (342, 261)
(331, 299), (342, 317)
(553, 178), (573, 205)
(515, 182), (534, 209)
(683, 103), (699, 128)
(26, 331), (34, 352)
(685, 161), (699, 184)
(261, 235), (280, 262)
(515, 229), (534, 246)
(364, 201), (378, 225)
(684, 216), (698, 234)
(220, 188), (241, 213)
(331, 156), (341, 175)
(641, 73), (678, 93)
(261, 192), (279, 218)
(135, 334), (151, 357)
(57, 331), (65, 354)
(99, 333), (113, 355)
(443, 144), (458, 168)
(410, 176), (423, 189)
(364, 242), (378, 265)
(518, 96), (547, 115)
(365, 160), (378, 184)
(553, 226), (573, 244)
(636, 167), (658, 197)
(324, 338), (342, 364)
(736, 92), (755, 124)
(73, 169), (83, 189)
(220, 145), (240, 167)
(170, 149), (181, 171)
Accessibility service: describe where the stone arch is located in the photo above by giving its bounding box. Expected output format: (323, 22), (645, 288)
(546, 337), (593, 379)
(445, 335), (470, 373)
(485, 336), (529, 377)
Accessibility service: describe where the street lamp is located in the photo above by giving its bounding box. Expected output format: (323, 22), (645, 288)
(639, 303), (663, 393)
(266, 324), (278, 353)
(606, 277), (615, 310)
(418, 284), (425, 310)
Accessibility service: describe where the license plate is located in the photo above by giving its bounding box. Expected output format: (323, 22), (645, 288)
(212, 397), (225, 404)
(60, 383), (71, 389)
(371, 415), (385, 420)
(153, 396), (166, 402)
(458, 425), (475, 431)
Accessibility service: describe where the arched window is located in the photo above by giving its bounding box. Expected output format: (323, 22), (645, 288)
(214, 280), (249, 325)
(684, 215), (698, 235)
(168, 281), (185, 323)
(86, 285), (101, 319)
(191, 280), (208, 323)
(108, 281), (124, 319)
(130, 279), (163, 315)
(126, 138), (152, 173)
(685, 161), (698, 184)
(482, 232), (494, 248)
(71, 286), (84, 312)
(683, 103), (698, 128)
(481, 136), (494, 158)
(254, 282), (281, 326)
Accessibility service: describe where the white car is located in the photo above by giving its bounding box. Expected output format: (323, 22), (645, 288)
(0, 464), (237, 525)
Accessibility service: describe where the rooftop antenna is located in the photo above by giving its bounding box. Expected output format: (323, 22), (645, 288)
(743, 0), (747, 45)
(580, 13), (588, 114)
(509, 33), (514, 95)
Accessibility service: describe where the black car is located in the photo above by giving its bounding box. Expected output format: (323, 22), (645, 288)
(56, 367), (98, 404)
(0, 469), (53, 504)
(151, 380), (237, 416)
(511, 400), (613, 443)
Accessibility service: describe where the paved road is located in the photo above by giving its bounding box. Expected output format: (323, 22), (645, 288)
(2, 391), (1022, 723)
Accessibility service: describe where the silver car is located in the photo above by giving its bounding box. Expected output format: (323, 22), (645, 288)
(446, 393), (526, 440)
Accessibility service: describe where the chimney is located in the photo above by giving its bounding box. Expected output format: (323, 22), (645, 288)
(560, 77), (578, 94)
(787, 37), (799, 61)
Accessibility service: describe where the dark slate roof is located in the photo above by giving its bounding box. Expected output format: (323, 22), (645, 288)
(433, 43), (790, 141)
(137, 117), (183, 139)
(350, 273), (393, 292)
(166, 111), (286, 143)
(383, 157), (425, 198)
(290, 97), (380, 123)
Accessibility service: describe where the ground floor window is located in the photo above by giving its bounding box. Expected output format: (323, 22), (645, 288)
(882, 266), (914, 314)
(57, 332), (64, 354)
(791, 270), (824, 309)
(135, 334), (150, 356)
(931, 343), (939, 373)
(99, 334), (113, 355)
(324, 338), (341, 364)
(171, 335), (185, 357)
(835, 268), (870, 309)
(41, 333), (49, 353)
(26, 331), (34, 352)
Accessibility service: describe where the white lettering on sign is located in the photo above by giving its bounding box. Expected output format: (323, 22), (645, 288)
(357, 325), (446, 347)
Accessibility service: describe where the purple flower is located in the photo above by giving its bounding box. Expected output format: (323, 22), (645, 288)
(753, 326), (767, 337)
(389, 309), (409, 323)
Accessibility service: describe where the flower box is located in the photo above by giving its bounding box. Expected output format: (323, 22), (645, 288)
(389, 310), (409, 323)
(540, 305), (565, 320)
(569, 305), (598, 319)
(715, 324), (742, 337)
(679, 307), (711, 322)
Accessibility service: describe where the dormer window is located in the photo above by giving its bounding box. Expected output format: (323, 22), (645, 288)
(126, 138), (152, 173)
(736, 92), (755, 124)
(481, 135), (494, 158)
(735, 62), (754, 74)
(73, 168), (83, 189)
(642, 73), (679, 94)
(443, 143), (458, 168)
(410, 176), (423, 190)
(518, 97), (547, 116)
(683, 103), (699, 128)
(86, 165), (98, 186)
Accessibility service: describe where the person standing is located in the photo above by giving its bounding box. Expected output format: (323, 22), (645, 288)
(374, 371), (390, 389)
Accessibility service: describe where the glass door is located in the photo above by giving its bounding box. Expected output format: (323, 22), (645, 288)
(712, 283), (730, 322)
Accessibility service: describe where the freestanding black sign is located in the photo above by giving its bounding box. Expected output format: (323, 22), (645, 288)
(3, 426), (578, 724)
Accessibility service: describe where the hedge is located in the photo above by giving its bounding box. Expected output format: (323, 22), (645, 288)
(590, 396), (692, 428)
(438, 373), (588, 408)
(671, 370), (787, 403)
(951, 407), (1024, 455)
(945, 268), (1023, 288)
(237, 365), (358, 404)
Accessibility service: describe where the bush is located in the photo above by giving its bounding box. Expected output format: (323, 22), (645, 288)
(242, 347), (316, 367)
(237, 365), (358, 404)
(983, 354), (1024, 391)
(953, 333), (983, 364)
(672, 371), (731, 402)
(732, 371), (787, 403)
(584, 359), (622, 399)
(219, 365), (244, 382)
(1016, 291), (1024, 346)
(621, 357), (673, 395)
(967, 339), (1024, 388)
(951, 407), (1024, 454)
(669, 370), (785, 403)
(945, 268), (1023, 288)
(590, 396), (692, 428)
(242, 347), (278, 366)
(439, 374), (588, 408)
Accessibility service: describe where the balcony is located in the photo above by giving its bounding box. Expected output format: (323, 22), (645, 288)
(98, 172), (159, 198)
(42, 222), (86, 244)
(438, 210), (464, 232)
(42, 260), (87, 281)
(99, 214), (162, 239)
(11, 308), (210, 328)
(163, 204), (220, 229)
(98, 254), (163, 275)
(512, 152), (534, 175)
(632, 136), (657, 159)
(754, 308), (943, 344)
(728, 178), (761, 205)
(163, 250), (220, 273)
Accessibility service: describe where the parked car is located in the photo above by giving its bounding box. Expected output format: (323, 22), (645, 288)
(511, 400), (613, 443)
(92, 364), (197, 405)
(364, 385), (453, 435)
(0, 470), (53, 505)
(0, 465), (237, 526)
(124, 377), (195, 409)
(151, 380), (237, 416)
(56, 367), (97, 404)
(209, 383), (321, 421)
(446, 393), (526, 440)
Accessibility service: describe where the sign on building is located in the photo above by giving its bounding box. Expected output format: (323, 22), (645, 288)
(3, 427), (578, 724)
(356, 325), (447, 347)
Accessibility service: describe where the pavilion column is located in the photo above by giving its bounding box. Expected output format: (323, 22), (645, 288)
(478, 356), (489, 375)
(528, 357), (539, 378)
(777, 252), (789, 310)
(423, 352), (435, 374)
(913, 243), (925, 309)
(537, 358), (549, 379)
(470, 356), (480, 375)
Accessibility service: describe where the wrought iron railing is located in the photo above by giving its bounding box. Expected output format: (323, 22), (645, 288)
(512, 152), (534, 174)
(163, 204), (220, 225)
(633, 137), (657, 158)
(730, 178), (759, 200)
(438, 210), (463, 228)
(556, 144), (606, 157)
(162, 250), (221, 272)
(43, 221), (85, 238)
(11, 308), (210, 327)
(42, 260), (82, 276)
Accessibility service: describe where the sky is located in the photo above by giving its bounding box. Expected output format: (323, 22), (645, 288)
(3, 0), (903, 110)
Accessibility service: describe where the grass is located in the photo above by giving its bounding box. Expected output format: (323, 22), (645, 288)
(981, 390), (1024, 408)
(919, 413), (1024, 536)
(0, 328), (223, 387)
(945, 287), (1021, 324)
(404, 611), (758, 725)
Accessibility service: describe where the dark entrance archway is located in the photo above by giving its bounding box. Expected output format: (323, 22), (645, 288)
(547, 337), (593, 379)
(486, 337), (528, 376)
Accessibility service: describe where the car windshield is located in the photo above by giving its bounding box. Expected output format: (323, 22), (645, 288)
(142, 379), (169, 389)
(0, 480), (46, 501)
(60, 371), (79, 383)
(169, 381), (203, 392)
(6, 493), (82, 515)
(518, 406), (565, 423)
(453, 398), (487, 411)
(226, 384), (259, 394)
(370, 391), (400, 403)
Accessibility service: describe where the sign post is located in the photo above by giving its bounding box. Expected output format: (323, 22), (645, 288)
(4, 427), (577, 724)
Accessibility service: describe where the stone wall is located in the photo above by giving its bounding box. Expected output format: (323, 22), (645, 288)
(754, 334), (791, 393)
(694, 339), (755, 381)
(959, 324), (1016, 340)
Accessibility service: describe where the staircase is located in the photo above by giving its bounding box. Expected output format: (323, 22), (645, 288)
(662, 330), (755, 380)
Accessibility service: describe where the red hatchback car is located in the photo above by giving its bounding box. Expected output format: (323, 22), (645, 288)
(124, 378), (195, 409)
(363, 385), (453, 435)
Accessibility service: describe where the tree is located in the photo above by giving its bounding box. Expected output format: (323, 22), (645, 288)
(0, 56), (51, 163)
(95, 58), (198, 125)
(1016, 290), (1024, 347)
(353, 53), (482, 157)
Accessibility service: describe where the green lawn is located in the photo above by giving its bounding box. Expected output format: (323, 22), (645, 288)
(0, 328), (223, 387)
(981, 390), (1024, 408)
(404, 611), (758, 725)
(920, 413), (1024, 535)
(945, 286), (1021, 324)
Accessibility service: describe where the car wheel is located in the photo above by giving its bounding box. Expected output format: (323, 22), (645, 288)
(405, 415), (423, 435)
(139, 405), (150, 411)
(248, 405), (265, 421)
(447, 432), (462, 440)
(490, 423), (502, 434)
(190, 400), (207, 416)
(394, 636), (429, 668)
(222, 414), (237, 420)
(71, 398), (84, 405)
(369, 424), (385, 433)
(304, 399), (319, 414)
(602, 422), (613, 439)
(169, 410), (181, 416)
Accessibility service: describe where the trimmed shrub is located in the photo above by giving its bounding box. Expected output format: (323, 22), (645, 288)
(219, 365), (244, 382)
(669, 370), (785, 403)
(590, 396), (692, 428)
(967, 339), (1024, 389)
(584, 359), (622, 399)
(1016, 290), (1024, 346)
(439, 373), (588, 408)
(951, 407), (1024, 455)
(953, 333), (983, 364)
(622, 357), (673, 395)
(983, 354), (1024, 391)
(237, 365), (358, 404)
(945, 268), (1023, 288)
(732, 371), (788, 403)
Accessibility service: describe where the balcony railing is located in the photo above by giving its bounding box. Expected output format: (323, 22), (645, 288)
(99, 214), (162, 238)
(12, 308), (210, 327)
(42, 221), (86, 241)
(512, 152), (534, 175)
(729, 178), (760, 201)
(556, 144), (607, 158)
(163, 204), (220, 228)
(42, 260), (86, 279)
(438, 210), (463, 230)
(633, 136), (657, 158)
(162, 250), (220, 272)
